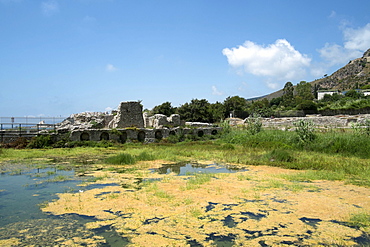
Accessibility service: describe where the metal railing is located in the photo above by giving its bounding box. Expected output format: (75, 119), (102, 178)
(0, 123), (57, 142)
(0, 116), (66, 126)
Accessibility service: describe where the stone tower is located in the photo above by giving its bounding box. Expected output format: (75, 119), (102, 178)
(109, 101), (144, 128)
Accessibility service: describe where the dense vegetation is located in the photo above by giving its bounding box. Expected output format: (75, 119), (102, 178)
(150, 81), (370, 122)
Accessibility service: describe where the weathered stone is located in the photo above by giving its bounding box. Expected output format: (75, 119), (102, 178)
(144, 114), (182, 128)
(109, 101), (144, 128)
(56, 112), (111, 131)
(168, 114), (181, 126)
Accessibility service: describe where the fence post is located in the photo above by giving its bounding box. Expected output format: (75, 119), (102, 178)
(19, 124), (22, 136)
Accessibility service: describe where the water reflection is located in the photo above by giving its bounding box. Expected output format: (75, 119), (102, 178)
(0, 166), (81, 227)
(152, 162), (247, 175)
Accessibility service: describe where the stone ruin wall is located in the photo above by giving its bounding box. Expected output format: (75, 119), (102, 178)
(108, 101), (144, 128)
(227, 114), (370, 130)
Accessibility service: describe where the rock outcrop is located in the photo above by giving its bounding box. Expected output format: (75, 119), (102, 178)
(313, 48), (370, 90)
(56, 112), (112, 131)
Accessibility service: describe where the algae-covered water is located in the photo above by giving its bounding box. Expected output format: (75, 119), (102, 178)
(1, 162), (370, 246)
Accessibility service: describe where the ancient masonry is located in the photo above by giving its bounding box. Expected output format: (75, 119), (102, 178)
(61, 101), (221, 143)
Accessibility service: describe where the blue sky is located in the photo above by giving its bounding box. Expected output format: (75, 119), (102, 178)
(1, 0), (370, 117)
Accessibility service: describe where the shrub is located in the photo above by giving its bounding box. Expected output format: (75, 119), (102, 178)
(244, 113), (262, 135)
(27, 135), (53, 148)
(293, 119), (316, 143)
(351, 118), (370, 136)
(219, 119), (232, 135)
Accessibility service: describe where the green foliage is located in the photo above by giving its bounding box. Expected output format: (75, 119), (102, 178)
(105, 151), (156, 165)
(295, 81), (314, 101)
(347, 212), (370, 229)
(219, 119), (232, 135)
(293, 119), (316, 143)
(152, 101), (176, 116)
(266, 149), (294, 162)
(105, 153), (136, 165)
(136, 151), (155, 161)
(110, 128), (122, 136)
(297, 100), (318, 112)
(250, 99), (273, 117)
(176, 99), (212, 122)
(208, 101), (225, 122)
(351, 118), (370, 136)
(244, 113), (262, 135)
(183, 173), (214, 190)
(345, 89), (363, 99)
(64, 140), (116, 148)
(282, 81), (294, 107)
(223, 96), (248, 118)
(27, 135), (53, 149)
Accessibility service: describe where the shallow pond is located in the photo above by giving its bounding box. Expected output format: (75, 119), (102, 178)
(1, 162), (370, 246)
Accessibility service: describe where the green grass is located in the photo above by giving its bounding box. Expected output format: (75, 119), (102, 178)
(347, 212), (370, 230)
(105, 153), (136, 165)
(182, 173), (214, 190)
(1, 128), (369, 187)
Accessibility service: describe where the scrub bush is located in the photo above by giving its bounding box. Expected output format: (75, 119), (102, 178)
(293, 119), (316, 143)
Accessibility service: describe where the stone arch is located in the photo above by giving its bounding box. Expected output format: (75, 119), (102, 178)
(100, 132), (109, 141)
(137, 131), (146, 142)
(120, 131), (127, 144)
(80, 132), (90, 141)
(197, 130), (204, 137)
(211, 129), (218, 135)
(155, 130), (163, 140)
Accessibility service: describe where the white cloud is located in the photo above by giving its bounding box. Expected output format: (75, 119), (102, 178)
(222, 39), (311, 83)
(211, 86), (223, 96)
(343, 23), (370, 51)
(318, 23), (370, 66)
(105, 64), (117, 72)
(41, 0), (59, 16)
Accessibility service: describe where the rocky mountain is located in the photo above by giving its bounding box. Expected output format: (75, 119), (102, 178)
(261, 48), (370, 101)
(312, 48), (370, 91)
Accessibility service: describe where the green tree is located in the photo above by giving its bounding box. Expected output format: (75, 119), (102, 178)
(223, 96), (248, 118)
(295, 81), (314, 101)
(208, 102), (225, 123)
(152, 102), (176, 116)
(345, 89), (363, 99)
(282, 81), (294, 107)
(176, 99), (211, 122)
(249, 98), (273, 117)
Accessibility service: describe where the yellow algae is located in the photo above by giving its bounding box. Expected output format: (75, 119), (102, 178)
(42, 163), (370, 246)
(0, 238), (19, 247)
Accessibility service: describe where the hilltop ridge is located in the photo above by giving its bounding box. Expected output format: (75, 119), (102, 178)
(261, 48), (370, 101)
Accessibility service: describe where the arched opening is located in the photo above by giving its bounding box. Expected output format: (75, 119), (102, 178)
(138, 131), (145, 142)
(155, 130), (163, 140)
(169, 130), (176, 136)
(211, 129), (218, 135)
(80, 132), (90, 141)
(120, 131), (127, 144)
(197, 130), (204, 137)
(100, 132), (109, 141)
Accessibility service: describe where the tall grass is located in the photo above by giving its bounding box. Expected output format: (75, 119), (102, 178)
(105, 151), (156, 165)
(221, 128), (370, 159)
